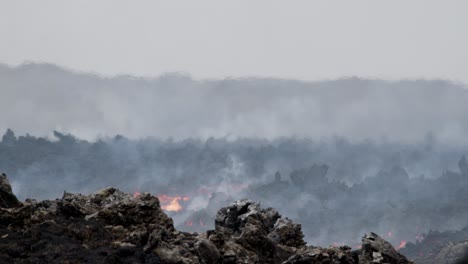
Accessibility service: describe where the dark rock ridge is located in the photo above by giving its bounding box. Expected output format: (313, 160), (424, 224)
(0, 173), (20, 208)
(0, 174), (412, 263)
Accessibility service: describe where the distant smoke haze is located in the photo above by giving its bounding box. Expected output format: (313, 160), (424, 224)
(2, 63), (468, 248)
(1, 63), (467, 144)
(2, 129), (468, 248)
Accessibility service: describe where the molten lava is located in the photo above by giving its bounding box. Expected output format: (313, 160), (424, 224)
(158, 194), (190, 212)
(133, 191), (141, 198)
(397, 240), (407, 249)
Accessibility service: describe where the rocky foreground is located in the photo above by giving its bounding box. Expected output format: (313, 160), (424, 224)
(0, 173), (413, 264)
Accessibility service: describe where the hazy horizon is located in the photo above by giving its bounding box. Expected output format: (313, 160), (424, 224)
(1, 62), (468, 144)
(1, 1), (467, 83)
(3, 61), (468, 85)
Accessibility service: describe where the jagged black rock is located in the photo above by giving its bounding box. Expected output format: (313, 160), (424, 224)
(0, 173), (412, 264)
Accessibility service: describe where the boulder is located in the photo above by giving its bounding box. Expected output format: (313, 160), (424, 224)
(359, 232), (412, 264)
(0, 173), (20, 208)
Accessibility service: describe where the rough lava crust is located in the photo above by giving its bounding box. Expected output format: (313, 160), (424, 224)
(0, 173), (413, 264)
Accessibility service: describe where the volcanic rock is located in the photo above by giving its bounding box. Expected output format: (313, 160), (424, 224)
(359, 232), (412, 264)
(433, 241), (468, 264)
(282, 245), (357, 263)
(0, 174), (414, 263)
(0, 173), (20, 208)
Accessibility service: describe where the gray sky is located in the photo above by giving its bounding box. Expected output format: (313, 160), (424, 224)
(0, 0), (467, 83)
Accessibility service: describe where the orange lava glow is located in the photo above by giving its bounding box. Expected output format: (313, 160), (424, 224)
(397, 240), (407, 249)
(185, 220), (193, 227)
(133, 191), (141, 198)
(158, 194), (190, 212)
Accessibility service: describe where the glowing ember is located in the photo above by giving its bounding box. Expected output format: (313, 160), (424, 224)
(133, 191), (141, 198)
(397, 240), (407, 249)
(387, 231), (393, 237)
(185, 220), (193, 227)
(158, 194), (190, 212)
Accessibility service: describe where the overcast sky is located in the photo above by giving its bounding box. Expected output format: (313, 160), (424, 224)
(0, 0), (467, 83)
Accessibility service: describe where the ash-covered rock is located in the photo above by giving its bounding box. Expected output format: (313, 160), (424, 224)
(0, 173), (413, 263)
(359, 232), (411, 264)
(282, 232), (413, 264)
(282, 245), (357, 264)
(212, 199), (306, 263)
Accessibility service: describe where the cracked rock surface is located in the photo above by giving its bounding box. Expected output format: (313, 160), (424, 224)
(0, 173), (413, 263)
